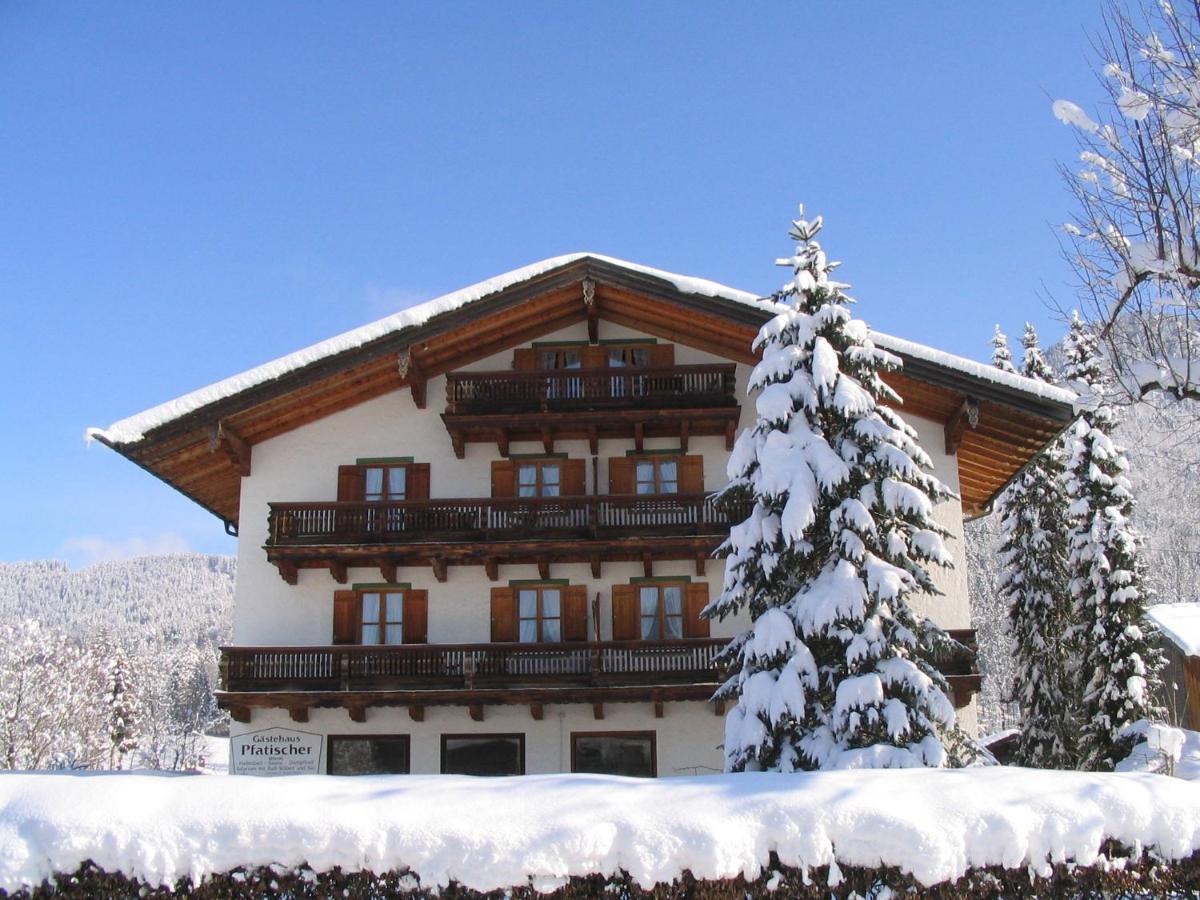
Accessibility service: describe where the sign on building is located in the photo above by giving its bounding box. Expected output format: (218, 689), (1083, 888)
(230, 727), (324, 776)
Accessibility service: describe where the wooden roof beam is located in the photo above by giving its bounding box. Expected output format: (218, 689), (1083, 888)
(944, 398), (979, 455)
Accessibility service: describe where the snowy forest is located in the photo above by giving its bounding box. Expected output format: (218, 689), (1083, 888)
(0, 554), (234, 770)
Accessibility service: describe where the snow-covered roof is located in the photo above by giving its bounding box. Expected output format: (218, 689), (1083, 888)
(88, 253), (1075, 445)
(1148, 602), (1200, 657)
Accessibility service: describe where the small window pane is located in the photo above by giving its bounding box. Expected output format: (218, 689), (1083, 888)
(542, 619), (561, 642)
(631, 348), (650, 367)
(364, 467), (384, 500)
(660, 460), (677, 481)
(519, 619), (537, 642)
(540, 351), (558, 368)
(519, 590), (538, 616)
(641, 616), (660, 640)
(563, 351), (581, 369)
(518, 465), (537, 485)
(362, 593), (381, 623)
(443, 736), (524, 776)
(640, 587), (658, 616)
(542, 465), (559, 485)
(664, 586), (683, 616)
(388, 467), (407, 500)
(542, 590), (560, 617)
(542, 483), (560, 497)
(664, 615), (683, 639)
(328, 737), (409, 775)
(573, 734), (654, 777)
(361, 623), (381, 644)
(384, 623), (405, 644)
(607, 350), (625, 367)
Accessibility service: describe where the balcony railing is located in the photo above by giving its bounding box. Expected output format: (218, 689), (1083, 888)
(221, 638), (726, 693)
(267, 493), (749, 546)
(444, 364), (737, 414)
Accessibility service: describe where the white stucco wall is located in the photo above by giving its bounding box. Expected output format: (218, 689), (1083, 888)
(229, 319), (979, 763)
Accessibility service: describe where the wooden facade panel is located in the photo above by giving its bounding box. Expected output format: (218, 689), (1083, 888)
(612, 584), (639, 640)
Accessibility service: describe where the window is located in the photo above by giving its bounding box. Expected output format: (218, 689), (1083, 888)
(364, 465), (407, 502)
(328, 736), (410, 775)
(360, 590), (405, 644)
(572, 732), (656, 777)
(639, 583), (684, 640)
(517, 586), (562, 642)
(635, 457), (678, 495)
(539, 348), (582, 370)
(606, 346), (650, 368)
(441, 734), (525, 776)
(517, 461), (560, 497)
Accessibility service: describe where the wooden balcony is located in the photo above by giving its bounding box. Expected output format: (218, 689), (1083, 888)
(215, 631), (981, 723)
(441, 364), (741, 457)
(217, 638), (727, 722)
(264, 493), (751, 584)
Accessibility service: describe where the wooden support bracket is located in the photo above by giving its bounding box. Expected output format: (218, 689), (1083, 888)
(469, 703), (484, 722)
(944, 397), (980, 455)
(348, 703), (367, 723)
(377, 558), (397, 584)
(230, 706), (251, 724)
(329, 559), (348, 585)
(530, 702), (544, 721)
(713, 700), (725, 717)
(679, 420), (690, 454)
(541, 425), (555, 454)
(537, 557), (551, 580)
(400, 350), (427, 409)
(408, 705), (425, 722)
(654, 701), (664, 719)
(592, 702), (604, 720)
(584, 277), (598, 343)
(289, 705), (310, 724)
(431, 557), (448, 583)
(277, 560), (298, 586)
(209, 422), (252, 477)
(590, 556), (602, 579)
(725, 420), (737, 451)
(694, 553), (707, 576)
(451, 433), (466, 459)
(633, 421), (645, 453)
(495, 430), (509, 457)
(642, 552), (653, 578)
(587, 425), (599, 456)
(485, 558), (499, 582)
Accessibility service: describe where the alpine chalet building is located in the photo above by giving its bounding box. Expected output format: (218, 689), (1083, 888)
(90, 255), (1075, 777)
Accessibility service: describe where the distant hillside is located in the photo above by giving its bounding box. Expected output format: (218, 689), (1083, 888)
(0, 554), (236, 648)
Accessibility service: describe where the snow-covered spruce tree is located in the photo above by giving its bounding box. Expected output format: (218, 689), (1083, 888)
(103, 641), (142, 769)
(706, 208), (966, 772)
(991, 325), (1016, 374)
(999, 323), (1074, 768)
(1062, 312), (1164, 770)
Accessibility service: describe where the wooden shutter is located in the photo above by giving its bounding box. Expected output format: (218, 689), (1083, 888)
(608, 457), (635, 495)
(679, 455), (704, 494)
(684, 582), (711, 638)
(491, 460), (516, 498)
(562, 458), (586, 496)
(403, 590), (428, 644)
(611, 584), (640, 641)
(562, 585), (588, 642)
(490, 587), (516, 642)
(337, 465), (365, 501)
(581, 345), (605, 368)
(513, 348), (538, 370)
(649, 343), (674, 366)
(407, 463), (431, 500)
(332, 590), (360, 644)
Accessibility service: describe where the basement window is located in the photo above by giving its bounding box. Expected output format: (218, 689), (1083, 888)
(327, 736), (410, 775)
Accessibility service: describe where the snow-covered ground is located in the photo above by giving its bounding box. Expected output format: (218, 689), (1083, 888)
(0, 768), (1197, 893)
(200, 734), (228, 774)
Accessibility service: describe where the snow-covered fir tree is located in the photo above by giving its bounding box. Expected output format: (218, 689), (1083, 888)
(706, 207), (965, 772)
(998, 323), (1073, 767)
(103, 641), (142, 769)
(1062, 312), (1164, 770)
(991, 325), (1016, 374)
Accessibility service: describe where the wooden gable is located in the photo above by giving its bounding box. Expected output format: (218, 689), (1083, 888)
(93, 257), (1075, 527)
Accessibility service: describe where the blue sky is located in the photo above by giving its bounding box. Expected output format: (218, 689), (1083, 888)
(0, 2), (1106, 566)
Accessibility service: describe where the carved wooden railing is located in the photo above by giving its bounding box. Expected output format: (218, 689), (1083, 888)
(267, 493), (751, 546)
(220, 638), (727, 692)
(444, 364), (738, 414)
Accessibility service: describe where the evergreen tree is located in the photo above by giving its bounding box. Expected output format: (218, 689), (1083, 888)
(103, 641), (142, 769)
(999, 323), (1074, 767)
(1062, 313), (1164, 770)
(991, 325), (1016, 374)
(707, 207), (963, 772)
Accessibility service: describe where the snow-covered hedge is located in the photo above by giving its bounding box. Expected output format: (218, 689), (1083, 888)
(1, 769), (1199, 897)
